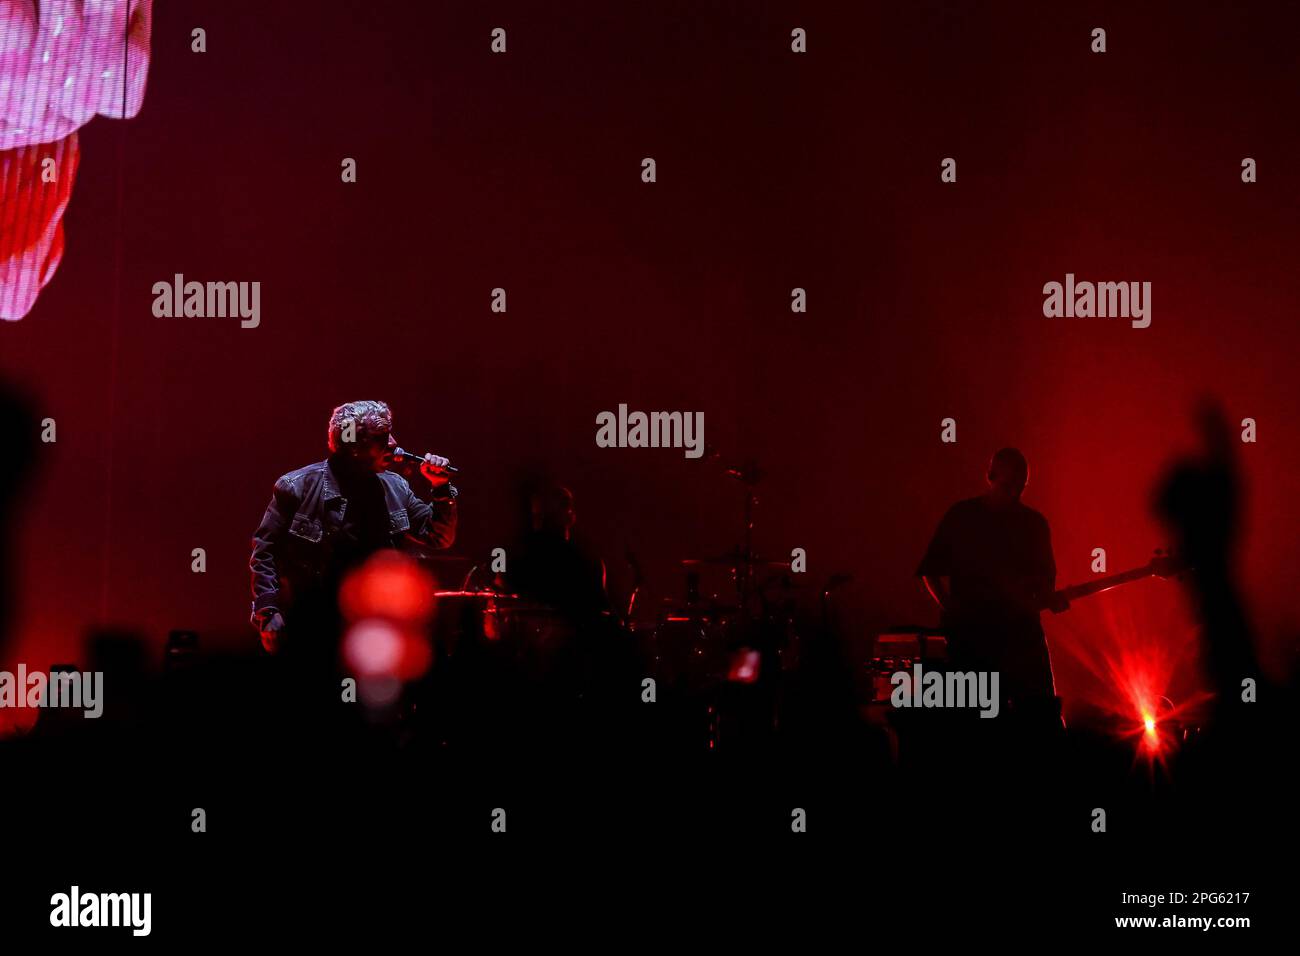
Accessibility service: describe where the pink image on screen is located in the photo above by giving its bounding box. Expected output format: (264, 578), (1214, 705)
(0, 0), (151, 320)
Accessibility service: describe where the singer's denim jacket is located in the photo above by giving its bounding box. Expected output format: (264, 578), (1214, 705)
(249, 458), (457, 629)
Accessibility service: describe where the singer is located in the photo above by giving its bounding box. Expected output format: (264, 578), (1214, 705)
(249, 399), (457, 656)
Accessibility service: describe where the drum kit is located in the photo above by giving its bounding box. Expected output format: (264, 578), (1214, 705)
(424, 586), (592, 681)
(637, 450), (811, 750)
(649, 549), (802, 693)
(404, 447), (810, 750)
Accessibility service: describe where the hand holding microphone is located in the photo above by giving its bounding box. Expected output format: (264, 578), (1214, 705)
(392, 447), (460, 496)
(419, 453), (451, 484)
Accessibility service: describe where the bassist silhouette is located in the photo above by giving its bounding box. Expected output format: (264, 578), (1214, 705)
(917, 448), (1065, 711)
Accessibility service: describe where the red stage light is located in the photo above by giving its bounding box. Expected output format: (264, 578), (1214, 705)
(339, 550), (437, 625)
(727, 649), (760, 683)
(338, 552), (439, 691)
(1047, 593), (1211, 768)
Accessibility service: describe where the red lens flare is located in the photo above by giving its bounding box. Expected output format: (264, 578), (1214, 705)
(339, 552), (438, 693)
(1048, 583), (1211, 768)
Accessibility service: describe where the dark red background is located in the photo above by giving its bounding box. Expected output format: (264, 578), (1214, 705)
(2, 2), (1296, 728)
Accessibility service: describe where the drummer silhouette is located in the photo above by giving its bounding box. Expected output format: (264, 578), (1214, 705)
(508, 483), (609, 620)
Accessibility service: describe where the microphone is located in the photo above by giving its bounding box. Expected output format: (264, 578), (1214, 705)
(391, 447), (460, 474)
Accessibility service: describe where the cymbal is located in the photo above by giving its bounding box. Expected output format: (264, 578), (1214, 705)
(433, 590), (520, 599)
(661, 604), (743, 618)
(404, 550), (471, 563)
(681, 554), (791, 569)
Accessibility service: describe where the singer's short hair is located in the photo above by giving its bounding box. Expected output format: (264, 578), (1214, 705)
(328, 400), (392, 453)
